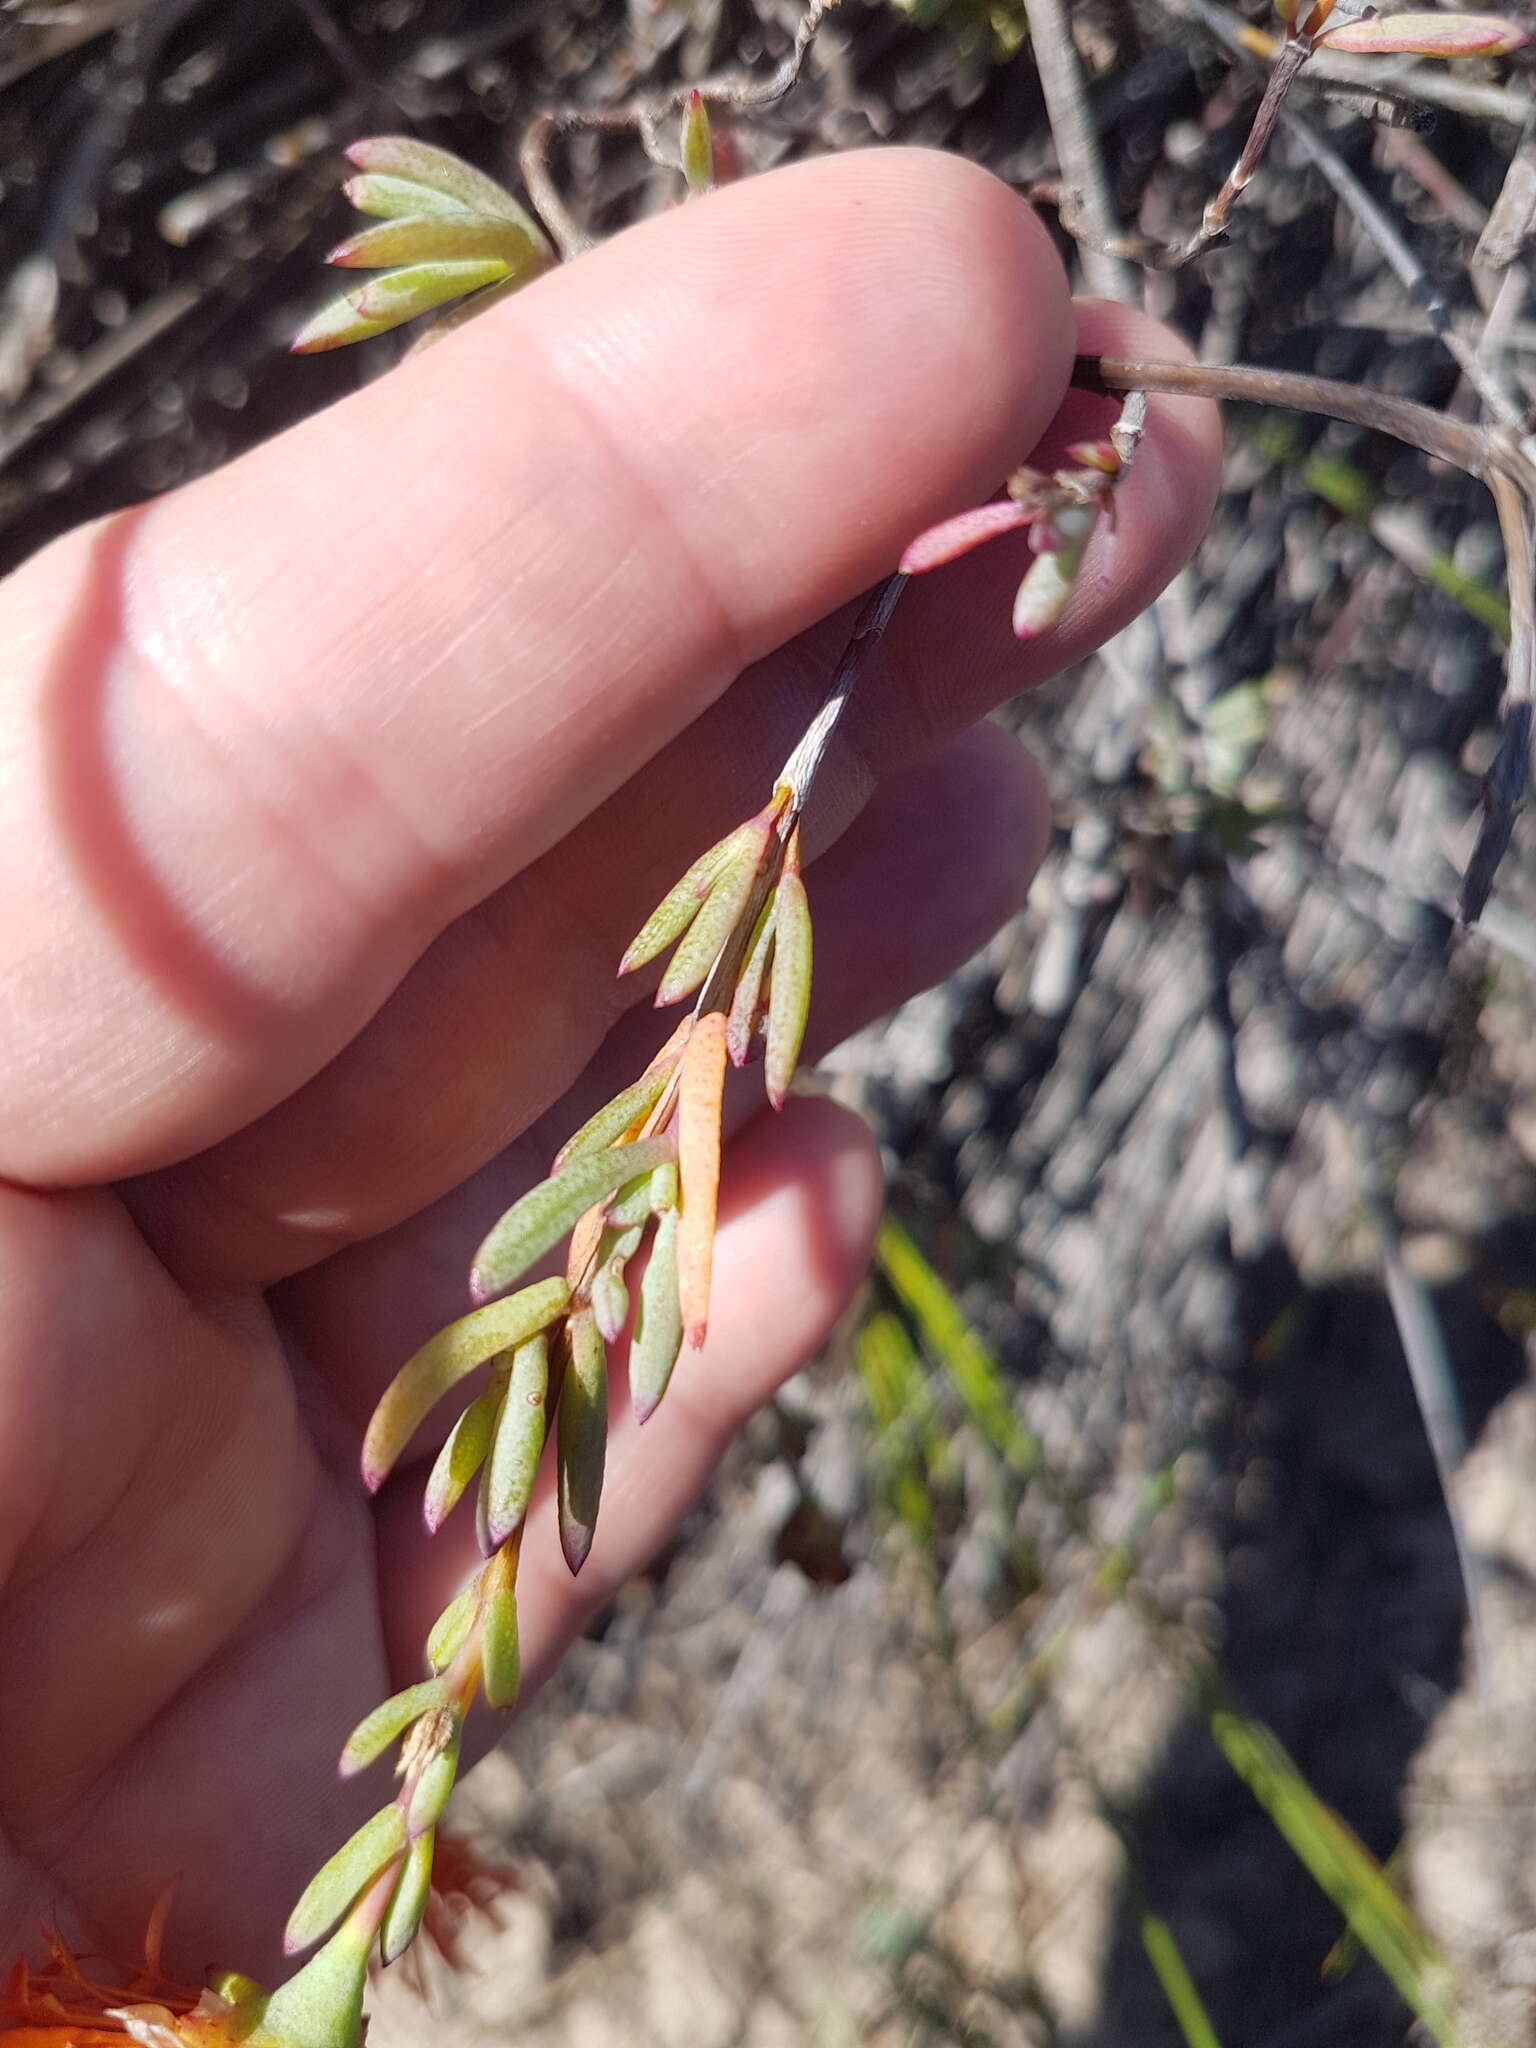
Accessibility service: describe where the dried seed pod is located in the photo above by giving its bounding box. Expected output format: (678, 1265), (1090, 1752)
(340, 1680), (448, 1779)
(284, 1806), (408, 1956)
(630, 1206), (684, 1424)
(470, 1137), (675, 1303)
(362, 1278), (569, 1491)
(479, 1334), (549, 1553)
(557, 1309), (608, 1574)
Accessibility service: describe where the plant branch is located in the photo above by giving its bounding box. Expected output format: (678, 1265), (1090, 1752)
(520, 0), (840, 258)
(1023, 0), (1135, 300)
(1074, 352), (1526, 483)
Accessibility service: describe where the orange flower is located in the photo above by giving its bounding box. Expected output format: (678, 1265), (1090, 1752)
(1, 1831), (519, 2048)
(0, 1906), (228, 2047)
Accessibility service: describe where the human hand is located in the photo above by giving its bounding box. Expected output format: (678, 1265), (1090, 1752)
(0, 148), (1218, 1985)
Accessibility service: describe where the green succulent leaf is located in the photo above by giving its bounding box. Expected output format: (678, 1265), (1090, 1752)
(557, 1308), (608, 1575)
(479, 1333), (550, 1552)
(404, 1719), (461, 1836)
(592, 1220), (645, 1344)
(481, 1541), (521, 1710)
(765, 868), (813, 1110)
(630, 1205), (684, 1425)
(380, 1830), (435, 1968)
(344, 136), (548, 241)
(362, 1276), (569, 1490)
(423, 1370), (507, 1534)
(619, 820), (759, 976)
(554, 1056), (680, 1170)
(681, 89), (715, 192)
(425, 1582), (479, 1674)
(284, 1805), (407, 1957)
(656, 823), (771, 1007)
(328, 213), (539, 272)
(344, 169), (478, 220)
(470, 1136), (675, 1304)
(291, 258), (510, 353)
(726, 896), (777, 1066)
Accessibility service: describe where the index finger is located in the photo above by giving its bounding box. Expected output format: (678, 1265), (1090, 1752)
(0, 146), (1072, 1185)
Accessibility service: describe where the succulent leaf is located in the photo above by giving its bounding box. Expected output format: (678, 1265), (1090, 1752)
(379, 1831), (435, 1967)
(557, 1309), (608, 1574)
(899, 499), (1037, 575)
(362, 1276), (569, 1489)
(422, 1371), (506, 1534)
(681, 89), (715, 192)
(291, 258), (510, 353)
(344, 136), (547, 241)
(327, 213), (539, 271)
(404, 1718), (461, 1836)
(284, 1807), (407, 1956)
(630, 1206), (684, 1424)
(1012, 503), (1097, 640)
(479, 1334), (550, 1552)
(619, 822), (758, 976)
(726, 897), (777, 1066)
(677, 1010), (728, 1347)
(1317, 7), (1530, 51)
(765, 862), (813, 1110)
(343, 170), (475, 220)
(480, 1540), (521, 1709)
(471, 1137), (676, 1303)
(425, 1583), (479, 1673)
(655, 823), (772, 1006)
(553, 1049), (681, 1169)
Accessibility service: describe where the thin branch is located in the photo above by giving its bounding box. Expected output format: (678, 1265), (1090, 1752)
(1023, 0), (1135, 300)
(1078, 351), (1536, 918)
(1350, 1131), (1490, 1704)
(1169, 0), (1532, 128)
(1463, 471), (1536, 920)
(520, 0), (840, 259)
(1276, 83), (1524, 429)
(1075, 353), (1499, 479)
(778, 573), (907, 810)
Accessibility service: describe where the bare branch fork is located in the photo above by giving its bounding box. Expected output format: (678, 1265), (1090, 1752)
(520, 0), (841, 257)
